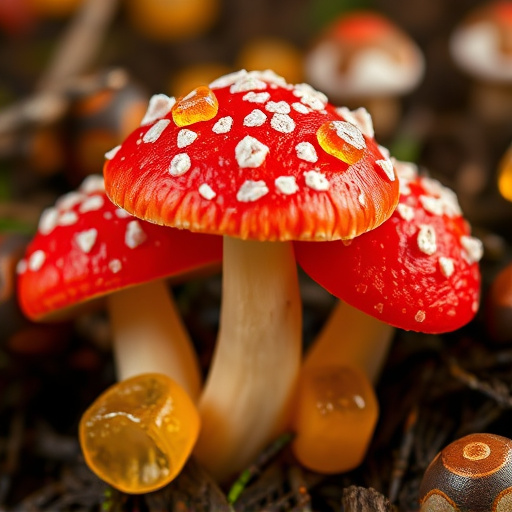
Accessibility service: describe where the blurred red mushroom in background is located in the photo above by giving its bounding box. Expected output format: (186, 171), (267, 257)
(305, 11), (424, 138)
(486, 261), (512, 343)
(450, 1), (512, 125)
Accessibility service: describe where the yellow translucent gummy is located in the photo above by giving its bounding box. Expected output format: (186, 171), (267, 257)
(292, 365), (378, 474)
(172, 86), (219, 127)
(498, 146), (512, 202)
(317, 120), (366, 166)
(79, 373), (200, 494)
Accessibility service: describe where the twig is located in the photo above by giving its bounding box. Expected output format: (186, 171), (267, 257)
(342, 486), (394, 512)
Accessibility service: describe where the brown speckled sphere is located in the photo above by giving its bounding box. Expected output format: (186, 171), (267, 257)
(419, 433), (512, 512)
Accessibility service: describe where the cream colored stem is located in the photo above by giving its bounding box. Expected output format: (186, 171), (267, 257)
(195, 237), (302, 482)
(107, 280), (201, 401)
(304, 301), (394, 383)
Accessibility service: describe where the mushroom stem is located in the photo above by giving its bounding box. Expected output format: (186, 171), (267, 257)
(107, 279), (201, 401)
(304, 301), (394, 383)
(195, 237), (302, 482)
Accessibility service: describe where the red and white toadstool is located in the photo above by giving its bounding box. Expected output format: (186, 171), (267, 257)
(292, 160), (482, 473)
(102, 69), (400, 481)
(17, 174), (222, 398)
(305, 11), (424, 137)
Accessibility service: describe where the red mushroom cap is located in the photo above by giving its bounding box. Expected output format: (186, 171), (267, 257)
(17, 175), (222, 321)
(305, 11), (425, 100)
(294, 161), (482, 333)
(103, 70), (399, 241)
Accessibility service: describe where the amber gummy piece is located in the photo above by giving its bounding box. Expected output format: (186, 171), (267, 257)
(292, 365), (378, 474)
(171, 85), (219, 127)
(79, 373), (200, 494)
(498, 146), (512, 202)
(317, 120), (367, 166)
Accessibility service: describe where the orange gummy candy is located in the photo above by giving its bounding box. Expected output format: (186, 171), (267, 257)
(292, 365), (378, 474)
(79, 373), (200, 494)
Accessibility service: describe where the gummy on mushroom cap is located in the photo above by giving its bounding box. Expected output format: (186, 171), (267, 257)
(103, 69), (400, 242)
(17, 175), (222, 321)
(294, 161), (482, 333)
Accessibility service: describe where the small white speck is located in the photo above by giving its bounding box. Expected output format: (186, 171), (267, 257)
(235, 136), (269, 168)
(75, 229), (98, 253)
(396, 203), (415, 222)
(56, 191), (83, 211)
(292, 102), (309, 114)
(353, 395), (366, 409)
(332, 121), (366, 150)
(237, 180), (269, 202)
(244, 109), (267, 127)
(461, 236), (483, 264)
(16, 259), (27, 274)
(265, 101), (290, 114)
(439, 257), (455, 278)
(58, 211), (79, 226)
(140, 94), (175, 126)
(212, 116), (233, 134)
(296, 142), (318, 163)
(417, 224), (437, 255)
(304, 170), (330, 191)
(169, 153), (192, 176)
(39, 207), (59, 235)
(271, 113), (295, 133)
(177, 129), (198, 148)
(79, 195), (104, 213)
(80, 175), (105, 194)
(125, 220), (146, 248)
(415, 310), (426, 322)
(108, 259), (122, 273)
(115, 208), (131, 219)
(376, 159), (395, 181)
(143, 119), (170, 143)
(28, 250), (46, 271)
(104, 211), (113, 220)
(293, 83), (327, 110)
(358, 192), (366, 206)
(105, 145), (121, 160)
(336, 106), (375, 138)
(375, 303), (384, 314)
(199, 183), (216, 200)
(243, 91), (270, 103)
(275, 176), (299, 195)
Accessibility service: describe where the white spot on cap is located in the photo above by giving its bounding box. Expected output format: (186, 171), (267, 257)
(293, 83), (328, 111)
(336, 106), (375, 138)
(177, 129), (197, 148)
(115, 208), (132, 219)
(461, 236), (483, 264)
(439, 256), (455, 278)
(75, 229), (98, 253)
(415, 310), (426, 322)
(209, 70), (248, 89)
(417, 225), (437, 255)
(105, 145), (121, 160)
(304, 170), (330, 191)
(79, 195), (104, 213)
(230, 76), (267, 93)
(292, 102), (310, 114)
(419, 195), (444, 216)
(331, 121), (366, 150)
(109, 259), (122, 273)
(39, 207), (59, 235)
(80, 175), (105, 194)
(265, 101), (290, 114)
(271, 113), (295, 133)
(56, 191), (84, 211)
(199, 183), (216, 200)
(243, 91), (270, 103)
(235, 136), (269, 168)
(378, 145), (391, 160)
(58, 211), (79, 226)
(143, 119), (170, 143)
(141, 94), (175, 126)
(244, 109), (267, 127)
(29, 250), (46, 271)
(212, 116), (233, 134)
(125, 220), (146, 248)
(375, 303), (384, 314)
(237, 180), (269, 202)
(296, 142), (318, 163)
(376, 159), (395, 181)
(16, 259), (27, 274)
(275, 176), (299, 195)
(396, 203), (415, 222)
(169, 153), (192, 176)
